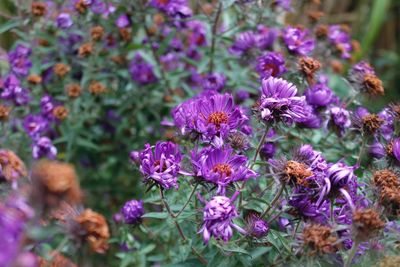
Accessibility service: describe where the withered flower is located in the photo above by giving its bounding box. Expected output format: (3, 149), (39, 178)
(52, 106), (68, 120)
(0, 149), (27, 182)
(284, 160), (313, 187)
(352, 209), (384, 241)
(66, 83), (81, 98)
(75, 0), (89, 14)
(53, 63), (71, 78)
(89, 81), (107, 95)
(330, 60), (343, 74)
(153, 13), (165, 25)
(38, 251), (77, 267)
(27, 74), (42, 84)
(91, 26), (104, 41)
(229, 132), (249, 151)
(362, 114), (384, 134)
(302, 224), (339, 255)
(78, 43), (93, 57)
(75, 209), (110, 254)
(119, 28), (131, 41)
(307, 11), (324, 22)
(0, 105), (11, 121)
(298, 57), (321, 85)
(373, 170), (399, 188)
(31, 160), (82, 208)
(315, 24), (328, 38)
(364, 74), (384, 96)
(32, 2), (47, 16)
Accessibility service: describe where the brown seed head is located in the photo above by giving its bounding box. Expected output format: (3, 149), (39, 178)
(75, 0), (89, 13)
(27, 74), (42, 84)
(330, 60), (344, 74)
(0, 150), (27, 182)
(38, 251), (77, 267)
(89, 81), (107, 95)
(53, 63), (71, 77)
(302, 224), (338, 255)
(315, 24), (328, 37)
(153, 13), (165, 25)
(307, 11), (324, 22)
(91, 26), (104, 41)
(66, 83), (81, 98)
(52, 106), (68, 120)
(75, 209), (110, 254)
(373, 169), (399, 188)
(364, 74), (384, 96)
(229, 132), (248, 151)
(351, 40), (361, 54)
(202, 3), (214, 15)
(78, 43), (93, 57)
(32, 2), (47, 16)
(284, 160), (313, 186)
(0, 105), (11, 121)
(298, 57), (321, 85)
(362, 114), (384, 133)
(119, 28), (131, 41)
(352, 209), (384, 241)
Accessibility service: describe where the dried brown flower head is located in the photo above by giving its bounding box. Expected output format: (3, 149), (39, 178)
(78, 43), (93, 57)
(119, 28), (131, 41)
(53, 63), (71, 77)
(32, 2), (47, 16)
(38, 251), (77, 267)
(89, 81), (107, 95)
(111, 55), (126, 65)
(362, 114), (384, 133)
(364, 74), (384, 96)
(0, 105), (11, 121)
(315, 24), (328, 37)
(284, 160), (313, 186)
(352, 209), (384, 241)
(91, 26), (104, 41)
(373, 170), (399, 188)
(147, 26), (158, 36)
(37, 39), (50, 47)
(330, 60), (344, 74)
(378, 256), (400, 267)
(75, 209), (110, 253)
(27, 74), (42, 84)
(298, 57), (321, 85)
(66, 83), (81, 98)
(351, 40), (361, 54)
(153, 13), (165, 25)
(31, 160), (82, 206)
(307, 11), (324, 22)
(52, 106), (68, 120)
(229, 132), (248, 151)
(302, 224), (338, 255)
(340, 24), (351, 33)
(202, 3), (214, 15)
(0, 150), (27, 182)
(75, 0), (89, 13)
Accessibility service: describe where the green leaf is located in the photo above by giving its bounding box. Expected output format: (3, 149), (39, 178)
(141, 212), (168, 219)
(0, 19), (21, 34)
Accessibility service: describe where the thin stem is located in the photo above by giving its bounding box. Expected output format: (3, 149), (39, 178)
(260, 184), (284, 219)
(356, 137), (366, 166)
(251, 127), (269, 168)
(159, 188), (175, 217)
(174, 183), (199, 218)
(208, 3), (222, 73)
(330, 200), (335, 224)
(344, 240), (359, 267)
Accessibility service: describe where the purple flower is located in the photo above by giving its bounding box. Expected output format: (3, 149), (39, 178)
(121, 199), (144, 224)
(32, 137), (57, 159)
(369, 141), (386, 159)
(23, 115), (49, 138)
(139, 141), (182, 190)
(246, 212), (269, 238)
(299, 106), (322, 129)
(304, 83), (334, 107)
(187, 20), (207, 47)
(393, 138), (400, 162)
(258, 77), (309, 124)
(349, 61), (375, 87)
(229, 31), (257, 56)
(129, 54), (157, 85)
(1, 77), (30, 105)
(255, 25), (278, 49)
(256, 52), (286, 79)
(115, 14), (131, 28)
(327, 106), (351, 134)
(328, 25), (352, 59)
(282, 26), (315, 55)
(202, 73), (226, 91)
(199, 193), (245, 244)
(8, 45), (32, 77)
(191, 146), (257, 194)
(378, 108), (394, 140)
(40, 95), (55, 118)
(235, 90), (250, 102)
(274, 0), (292, 11)
(130, 151), (140, 164)
(56, 13), (73, 29)
(260, 129), (277, 160)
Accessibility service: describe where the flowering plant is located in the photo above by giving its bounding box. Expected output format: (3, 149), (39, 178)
(0, 0), (399, 266)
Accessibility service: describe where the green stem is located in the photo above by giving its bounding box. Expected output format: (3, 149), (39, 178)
(344, 240), (359, 267)
(208, 3), (222, 73)
(260, 184), (284, 219)
(174, 183), (199, 218)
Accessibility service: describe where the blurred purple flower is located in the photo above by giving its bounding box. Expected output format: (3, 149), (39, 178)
(305, 83), (334, 107)
(121, 199), (144, 224)
(256, 52), (286, 79)
(202, 73), (226, 91)
(56, 13), (73, 29)
(32, 137), (57, 159)
(129, 54), (157, 85)
(115, 14), (131, 28)
(282, 26), (315, 55)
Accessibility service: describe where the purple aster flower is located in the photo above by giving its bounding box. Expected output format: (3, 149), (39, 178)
(282, 26), (315, 56)
(40, 95), (55, 118)
(191, 146), (257, 194)
(392, 138), (400, 162)
(299, 106), (323, 129)
(121, 199), (144, 224)
(129, 54), (157, 85)
(258, 77), (309, 124)
(32, 137), (57, 159)
(139, 141), (182, 190)
(369, 141), (386, 159)
(56, 13), (73, 29)
(328, 25), (352, 59)
(274, 0), (292, 11)
(378, 108), (394, 140)
(160, 52), (182, 72)
(256, 52), (286, 79)
(130, 151), (140, 164)
(289, 193), (329, 222)
(8, 45), (32, 77)
(23, 115), (49, 138)
(246, 211), (269, 238)
(235, 89), (250, 102)
(115, 14), (131, 28)
(202, 73), (226, 91)
(90, 0), (116, 16)
(327, 106), (351, 135)
(229, 31), (257, 56)
(12, 86), (30, 106)
(304, 83), (334, 107)
(348, 61), (376, 87)
(255, 25), (278, 49)
(199, 192), (246, 244)
(260, 129), (277, 160)
(187, 20), (207, 47)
